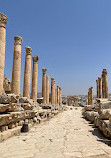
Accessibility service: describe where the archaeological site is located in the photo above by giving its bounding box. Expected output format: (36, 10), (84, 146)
(1, 1), (111, 158)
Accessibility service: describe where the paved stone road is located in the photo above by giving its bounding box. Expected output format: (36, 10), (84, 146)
(1, 107), (111, 158)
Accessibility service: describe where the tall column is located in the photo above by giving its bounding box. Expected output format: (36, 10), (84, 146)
(90, 87), (93, 105)
(42, 68), (47, 104)
(98, 77), (102, 98)
(102, 69), (109, 98)
(23, 47), (32, 99)
(0, 13), (7, 95)
(54, 80), (55, 104)
(55, 88), (57, 105)
(59, 87), (62, 105)
(57, 86), (60, 105)
(31, 56), (39, 101)
(12, 36), (23, 95)
(51, 78), (55, 104)
(46, 75), (49, 104)
(96, 79), (99, 98)
(88, 89), (90, 105)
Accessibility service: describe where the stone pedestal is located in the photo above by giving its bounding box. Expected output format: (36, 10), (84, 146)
(42, 68), (47, 104)
(0, 13), (7, 94)
(46, 75), (49, 104)
(102, 69), (109, 99)
(31, 56), (39, 101)
(23, 47), (32, 99)
(57, 86), (60, 105)
(51, 78), (55, 105)
(12, 36), (23, 95)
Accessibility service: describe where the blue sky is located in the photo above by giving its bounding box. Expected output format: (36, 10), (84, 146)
(1, 0), (111, 95)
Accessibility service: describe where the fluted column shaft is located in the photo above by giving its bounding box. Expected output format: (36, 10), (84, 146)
(42, 68), (47, 104)
(23, 47), (32, 99)
(0, 13), (7, 94)
(51, 78), (55, 104)
(46, 75), (49, 104)
(12, 36), (23, 95)
(31, 56), (39, 101)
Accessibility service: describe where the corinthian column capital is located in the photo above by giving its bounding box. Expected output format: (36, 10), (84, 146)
(0, 13), (7, 28)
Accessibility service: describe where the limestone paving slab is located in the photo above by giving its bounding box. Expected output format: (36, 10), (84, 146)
(0, 107), (111, 158)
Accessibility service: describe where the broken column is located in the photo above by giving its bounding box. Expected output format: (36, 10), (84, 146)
(57, 86), (60, 105)
(23, 47), (32, 99)
(42, 68), (47, 104)
(31, 56), (39, 101)
(0, 13), (7, 95)
(46, 75), (49, 104)
(74, 97), (78, 107)
(12, 36), (23, 95)
(102, 69), (109, 99)
(98, 77), (102, 98)
(51, 78), (55, 105)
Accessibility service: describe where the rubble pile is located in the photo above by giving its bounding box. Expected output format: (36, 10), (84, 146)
(0, 93), (67, 141)
(82, 98), (111, 138)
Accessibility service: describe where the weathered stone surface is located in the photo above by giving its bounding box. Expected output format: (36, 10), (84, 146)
(0, 94), (17, 104)
(3, 76), (11, 93)
(99, 109), (111, 120)
(0, 108), (111, 158)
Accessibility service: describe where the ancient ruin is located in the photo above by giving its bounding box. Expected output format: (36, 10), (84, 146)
(0, 12), (66, 142)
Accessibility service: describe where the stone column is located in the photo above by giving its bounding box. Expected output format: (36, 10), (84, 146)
(12, 36), (23, 95)
(46, 75), (49, 104)
(55, 88), (57, 105)
(51, 78), (55, 104)
(57, 86), (60, 105)
(23, 47), (32, 99)
(102, 69), (109, 98)
(0, 13), (7, 95)
(90, 87), (93, 105)
(98, 77), (102, 98)
(42, 68), (47, 104)
(31, 56), (39, 101)
(59, 87), (62, 105)
(74, 97), (78, 107)
(96, 79), (99, 98)
(54, 80), (56, 104)
(88, 90), (90, 105)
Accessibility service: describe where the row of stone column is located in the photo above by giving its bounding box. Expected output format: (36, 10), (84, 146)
(0, 12), (62, 104)
(0, 13), (39, 100)
(88, 87), (93, 105)
(42, 69), (62, 105)
(96, 69), (109, 99)
(12, 39), (39, 100)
